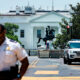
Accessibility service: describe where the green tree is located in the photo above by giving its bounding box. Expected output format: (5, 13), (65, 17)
(54, 3), (80, 49)
(70, 3), (80, 39)
(4, 23), (21, 44)
(53, 19), (71, 49)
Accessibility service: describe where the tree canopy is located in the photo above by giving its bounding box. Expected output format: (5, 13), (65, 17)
(53, 3), (80, 49)
(4, 23), (21, 44)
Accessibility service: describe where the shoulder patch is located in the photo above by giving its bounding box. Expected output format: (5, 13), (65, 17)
(10, 39), (17, 43)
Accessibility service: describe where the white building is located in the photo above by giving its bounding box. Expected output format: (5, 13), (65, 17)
(0, 6), (70, 49)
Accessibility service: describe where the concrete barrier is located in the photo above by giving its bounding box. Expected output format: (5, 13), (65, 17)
(38, 49), (64, 58)
(26, 49), (38, 56)
(38, 50), (49, 58)
(26, 49), (64, 58)
(49, 50), (64, 58)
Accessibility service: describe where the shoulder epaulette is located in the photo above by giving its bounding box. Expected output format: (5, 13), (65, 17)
(10, 39), (17, 43)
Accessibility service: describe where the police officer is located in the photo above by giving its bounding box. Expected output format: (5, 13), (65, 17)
(0, 24), (29, 80)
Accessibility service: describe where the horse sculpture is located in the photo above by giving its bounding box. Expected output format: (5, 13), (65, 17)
(37, 26), (55, 45)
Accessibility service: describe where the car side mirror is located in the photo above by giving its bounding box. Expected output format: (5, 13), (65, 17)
(65, 46), (69, 49)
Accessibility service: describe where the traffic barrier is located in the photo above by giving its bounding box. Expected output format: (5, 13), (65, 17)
(38, 49), (64, 58)
(26, 49), (38, 56)
(26, 49), (64, 58)
(38, 50), (49, 58)
(49, 50), (64, 58)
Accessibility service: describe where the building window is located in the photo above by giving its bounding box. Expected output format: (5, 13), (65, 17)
(37, 30), (41, 38)
(20, 30), (24, 38)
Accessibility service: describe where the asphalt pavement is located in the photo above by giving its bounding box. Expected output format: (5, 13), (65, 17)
(21, 56), (80, 80)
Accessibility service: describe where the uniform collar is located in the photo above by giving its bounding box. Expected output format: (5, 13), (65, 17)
(2, 37), (9, 45)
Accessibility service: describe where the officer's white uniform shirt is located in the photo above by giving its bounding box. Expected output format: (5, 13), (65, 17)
(0, 37), (28, 71)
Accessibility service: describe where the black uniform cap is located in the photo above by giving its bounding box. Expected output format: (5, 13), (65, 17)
(0, 24), (6, 33)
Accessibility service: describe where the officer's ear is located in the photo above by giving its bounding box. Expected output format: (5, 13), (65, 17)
(4, 30), (6, 34)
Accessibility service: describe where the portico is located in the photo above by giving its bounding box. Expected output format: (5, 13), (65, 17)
(0, 11), (69, 49)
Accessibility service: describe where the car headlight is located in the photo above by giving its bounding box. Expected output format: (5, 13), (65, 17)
(70, 55), (75, 58)
(69, 50), (73, 53)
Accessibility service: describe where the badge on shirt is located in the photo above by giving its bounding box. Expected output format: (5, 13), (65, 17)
(6, 46), (10, 51)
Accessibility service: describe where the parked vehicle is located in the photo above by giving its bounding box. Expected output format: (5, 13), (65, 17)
(64, 40), (80, 64)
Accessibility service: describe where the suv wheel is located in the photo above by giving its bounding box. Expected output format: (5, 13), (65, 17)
(67, 61), (71, 65)
(64, 58), (67, 64)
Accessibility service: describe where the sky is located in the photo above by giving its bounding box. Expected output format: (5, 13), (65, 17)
(0, 0), (80, 13)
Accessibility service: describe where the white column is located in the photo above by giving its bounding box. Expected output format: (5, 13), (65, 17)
(25, 26), (33, 49)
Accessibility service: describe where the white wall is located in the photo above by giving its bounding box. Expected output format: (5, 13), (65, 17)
(0, 12), (70, 49)
(15, 23), (33, 49)
(0, 16), (34, 49)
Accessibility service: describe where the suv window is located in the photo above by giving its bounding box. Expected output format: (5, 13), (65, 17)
(69, 43), (80, 48)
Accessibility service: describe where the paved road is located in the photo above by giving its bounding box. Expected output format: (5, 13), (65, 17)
(22, 56), (80, 80)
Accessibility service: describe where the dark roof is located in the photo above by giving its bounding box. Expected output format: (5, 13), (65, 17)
(55, 10), (69, 12)
(9, 10), (69, 14)
(9, 10), (51, 13)
(9, 10), (69, 13)
(0, 14), (31, 16)
(9, 10), (24, 13)
(0, 10), (70, 16)
(36, 10), (51, 12)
